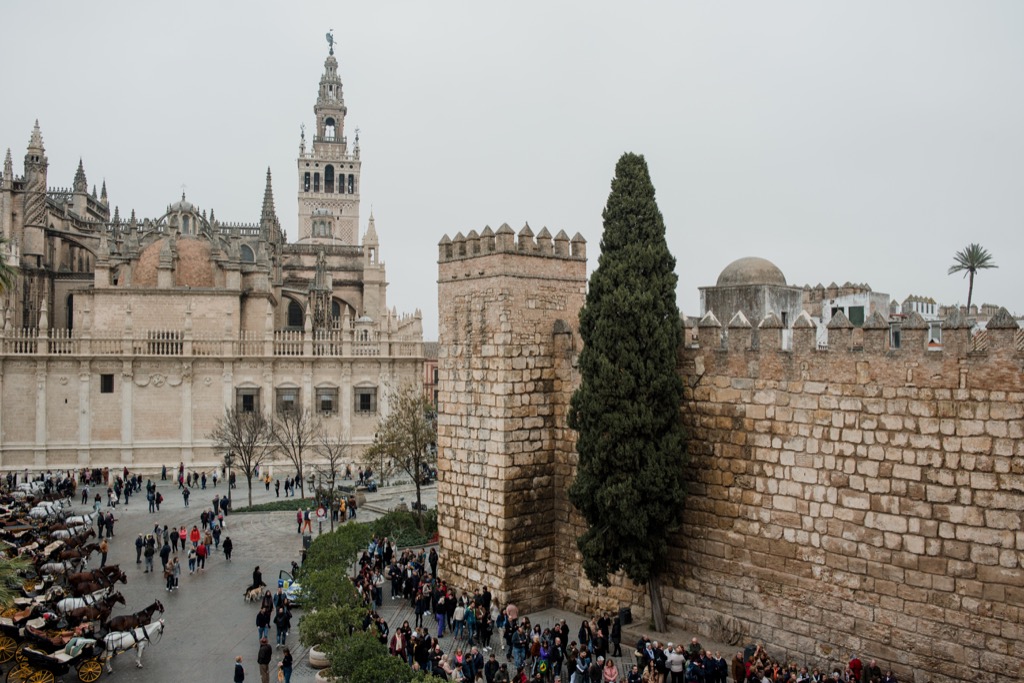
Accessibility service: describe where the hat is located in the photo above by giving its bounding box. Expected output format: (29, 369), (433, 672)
(667, 643), (674, 649)
(260, 637), (268, 643)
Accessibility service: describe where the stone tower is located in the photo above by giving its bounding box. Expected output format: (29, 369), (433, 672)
(436, 224), (587, 611)
(297, 39), (361, 244)
(21, 121), (48, 266)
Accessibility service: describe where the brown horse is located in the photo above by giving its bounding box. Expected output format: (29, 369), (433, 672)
(65, 591), (125, 625)
(106, 600), (164, 632)
(72, 570), (127, 597)
(58, 542), (100, 562)
(67, 564), (122, 586)
(63, 529), (96, 547)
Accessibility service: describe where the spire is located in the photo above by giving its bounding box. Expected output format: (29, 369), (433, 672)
(73, 159), (87, 193)
(364, 209), (378, 244)
(261, 167), (277, 219)
(100, 180), (107, 204)
(259, 167), (280, 240)
(27, 120), (44, 153)
(2, 149), (11, 189)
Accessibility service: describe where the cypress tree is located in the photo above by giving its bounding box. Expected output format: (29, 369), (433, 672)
(567, 152), (687, 632)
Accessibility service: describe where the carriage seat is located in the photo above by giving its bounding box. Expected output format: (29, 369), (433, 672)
(60, 637), (95, 660)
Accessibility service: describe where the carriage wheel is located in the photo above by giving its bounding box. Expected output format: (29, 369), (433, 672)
(76, 659), (102, 683)
(14, 643), (27, 664)
(0, 607), (17, 618)
(25, 671), (53, 683)
(0, 635), (15, 663)
(5, 665), (31, 683)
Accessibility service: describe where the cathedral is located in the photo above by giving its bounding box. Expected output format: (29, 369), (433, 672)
(0, 41), (423, 471)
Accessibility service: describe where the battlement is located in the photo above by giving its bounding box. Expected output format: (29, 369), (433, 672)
(438, 223), (586, 263)
(691, 307), (1023, 360)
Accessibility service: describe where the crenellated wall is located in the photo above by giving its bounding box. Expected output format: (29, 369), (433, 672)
(436, 236), (1024, 682)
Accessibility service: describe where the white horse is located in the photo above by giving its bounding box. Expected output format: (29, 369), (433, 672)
(64, 513), (95, 526)
(56, 587), (110, 614)
(103, 619), (164, 672)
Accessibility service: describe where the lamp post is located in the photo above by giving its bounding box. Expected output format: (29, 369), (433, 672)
(223, 452), (235, 508)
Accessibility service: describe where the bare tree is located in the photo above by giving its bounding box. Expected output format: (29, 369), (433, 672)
(272, 406), (321, 500)
(315, 432), (351, 532)
(366, 384), (436, 529)
(209, 407), (275, 508)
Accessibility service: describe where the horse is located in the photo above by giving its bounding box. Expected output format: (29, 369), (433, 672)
(56, 588), (112, 614)
(71, 570), (126, 597)
(65, 592), (125, 626)
(67, 565), (121, 587)
(63, 529), (96, 547)
(106, 600), (163, 633)
(102, 619), (164, 672)
(38, 559), (79, 576)
(58, 542), (99, 562)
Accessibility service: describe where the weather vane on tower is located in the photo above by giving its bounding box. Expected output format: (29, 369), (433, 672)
(326, 29), (335, 55)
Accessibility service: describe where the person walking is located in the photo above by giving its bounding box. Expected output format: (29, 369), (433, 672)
(257, 637), (273, 683)
(188, 546), (197, 574)
(99, 538), (109, 567)
(182, 487), (190, 507)
(279, 648), (293, 683)
(257, 607), (271, 642)
(274, 606), (291, 648)
(164, 559), (175, 592)
(223, 536), (233, 561)
(135, 534), (144, 564)
(143, 539), (156, 573)
(171, 556), (181, 591)
(234, 655), (245, 683)
(196, 541), (208, 571)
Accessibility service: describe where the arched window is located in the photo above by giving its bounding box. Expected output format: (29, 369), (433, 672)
(182, 215), (190, 234)
(324, 117), (336, 141)
(325, 165), (335, 193)
(313, 173), (320, 193)
(240, 245), (255, 263)
(331, 300), (341, 321)
(348, 175), (355, 194)
(304, 172), (311, 192)
(287, 300), (304, 328)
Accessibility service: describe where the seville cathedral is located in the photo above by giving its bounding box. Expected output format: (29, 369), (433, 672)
(0, 42), (423, 469)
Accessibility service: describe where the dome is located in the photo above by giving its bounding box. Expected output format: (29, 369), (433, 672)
(716, 257), (787, 287)
(169, 193), (195, 213)
(131, 237), (215, 288)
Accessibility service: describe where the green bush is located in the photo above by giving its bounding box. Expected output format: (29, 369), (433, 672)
(232, 497), (316, 513)
(368, 509), (436, 549)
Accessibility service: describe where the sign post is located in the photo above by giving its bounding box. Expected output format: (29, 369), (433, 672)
(316, 506), (326, 535)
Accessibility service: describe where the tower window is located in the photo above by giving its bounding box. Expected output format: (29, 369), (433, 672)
(313, 173), (320, 193)
(325, 165), (335, 193)
(303, 172), (310, 192)
(100, 374), (114, 394)
(339, 174), (346, 195)
(348, 175), (355, 194)
(324, 117), (336, 141)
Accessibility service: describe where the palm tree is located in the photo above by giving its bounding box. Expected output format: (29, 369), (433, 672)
(948, 243), (997, 313)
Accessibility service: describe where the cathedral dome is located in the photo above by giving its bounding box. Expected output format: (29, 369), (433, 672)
(132, 237), (215, 288)
(716, 257), (787, 287)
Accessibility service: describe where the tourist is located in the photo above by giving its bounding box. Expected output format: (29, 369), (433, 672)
(135, 534), (144, 564)
(257, 637), (272, 683)
(278, 648), (292, 683)
(223, 536), (233, 561)
(274, 606), (290, 647)
(257, 607), (271, 642)
(234, 655), (244, 683)
(187, 546), (197, 574)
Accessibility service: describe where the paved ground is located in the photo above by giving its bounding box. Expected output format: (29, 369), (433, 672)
(6, 476), (730, 682)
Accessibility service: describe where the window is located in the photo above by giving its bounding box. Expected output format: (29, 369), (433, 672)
(317, 388), (338, 415)
(348, 175), (355, 194)
(354, 387), (377, 415)
(304, 172), (310, 192)
(240, 245), (255, 263)
(287, 300), (304, 328)
(313, 173), (320, 193)
(236, 388), (260, 413)
(432, 368), (438, 383)
(100, 374), (114, 394)
(848, 306), (865, 327)
(325, 165), (335, 193)
(276, 388), (298, 414)
(339, 174), (346, 195)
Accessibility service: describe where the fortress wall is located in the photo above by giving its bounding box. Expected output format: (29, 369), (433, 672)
(435, 237), (1023, 682)
(666, 328), (1024, 683)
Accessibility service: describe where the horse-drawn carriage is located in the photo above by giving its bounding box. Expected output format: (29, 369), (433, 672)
(6, 636), (104, 683)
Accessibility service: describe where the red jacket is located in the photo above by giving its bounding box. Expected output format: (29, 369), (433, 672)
(190, 528), (201, 543)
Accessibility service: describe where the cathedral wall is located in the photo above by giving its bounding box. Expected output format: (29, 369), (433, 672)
(87, 290), (239, 337)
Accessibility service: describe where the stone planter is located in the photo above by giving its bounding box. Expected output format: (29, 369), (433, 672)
(308, 645), (329, 668)
(314, 668), (335, 682)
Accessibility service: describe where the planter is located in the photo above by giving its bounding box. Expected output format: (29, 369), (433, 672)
(308, 645), (330, 668)
(314, 668), (335, 682)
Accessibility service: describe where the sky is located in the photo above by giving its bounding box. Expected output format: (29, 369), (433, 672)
(2, 1), (1022, 339)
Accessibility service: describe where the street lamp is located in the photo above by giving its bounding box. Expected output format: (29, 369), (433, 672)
(223, 452), (235, 507)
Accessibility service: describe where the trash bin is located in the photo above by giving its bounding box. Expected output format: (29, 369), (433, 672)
(619, 607), (632, 626)
(302, 534), (312, 550)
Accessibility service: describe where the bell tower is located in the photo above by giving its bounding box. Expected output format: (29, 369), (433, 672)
(297, 32), (361, 244)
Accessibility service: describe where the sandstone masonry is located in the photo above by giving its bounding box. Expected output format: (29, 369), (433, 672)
(437, 239), (1024, 683)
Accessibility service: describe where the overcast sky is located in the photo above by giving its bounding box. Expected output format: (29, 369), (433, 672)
(2, 2), (1022, 338)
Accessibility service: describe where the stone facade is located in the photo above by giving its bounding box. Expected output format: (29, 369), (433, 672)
(0, 44), (424, 471)
(437, 237), (1024, 682)
(436, 224), (586, 611)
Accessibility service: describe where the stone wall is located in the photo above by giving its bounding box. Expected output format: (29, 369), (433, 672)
(436, 224), (586, 611)
(435, 227), (1024, 682)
